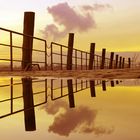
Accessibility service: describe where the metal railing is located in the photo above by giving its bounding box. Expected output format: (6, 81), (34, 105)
(0, 27), (131, 71)
(0, 27), (47, 71)
(49, 42), (115, 70)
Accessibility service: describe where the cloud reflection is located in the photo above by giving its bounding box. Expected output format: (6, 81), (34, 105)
(44, 100), (114, 136)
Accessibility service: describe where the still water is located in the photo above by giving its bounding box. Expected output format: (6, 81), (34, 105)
(0, 77), (140, 140)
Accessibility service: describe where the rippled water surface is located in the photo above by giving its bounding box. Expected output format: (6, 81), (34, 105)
(0, 77), (140, 140)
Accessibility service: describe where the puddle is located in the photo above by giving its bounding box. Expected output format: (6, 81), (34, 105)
(0, 77), (140, 139)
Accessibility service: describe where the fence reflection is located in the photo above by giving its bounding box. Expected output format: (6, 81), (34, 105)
(0, 77), (122, 131)
(0, 78), (47, 119)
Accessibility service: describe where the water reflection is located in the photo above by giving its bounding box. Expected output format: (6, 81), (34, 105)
(90, 80), (96, 97)
(0, 78), (122, 129)
(67, 79), (75, 108)
(45, 100), (114, 136)
(0, 77), (140, 139)
(22, 78), (36, 131)
(102, 80), (106, 91)
(0, 77), (47, 132)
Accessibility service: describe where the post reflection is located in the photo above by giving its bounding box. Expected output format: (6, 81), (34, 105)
(22, 78), (36, 131)
(102, 80), (106, 91)
(0, 77), (47, 131)
(90, 80), (96, 97)
(67, 79), (75, 108)
(111, 80), (115, 87)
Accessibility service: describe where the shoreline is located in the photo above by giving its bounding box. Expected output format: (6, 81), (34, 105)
(0, 68), (139, 79)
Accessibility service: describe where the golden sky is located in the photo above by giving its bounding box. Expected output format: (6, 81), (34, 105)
(0, 0), (140, 52)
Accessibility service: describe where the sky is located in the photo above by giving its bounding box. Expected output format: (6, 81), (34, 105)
(0, 0), (140, 52)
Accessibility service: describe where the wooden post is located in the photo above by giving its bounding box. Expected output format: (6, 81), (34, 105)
(115, 55), (119, 69)
(75, 50), (77, 70)
(102, 80), (106, 91)
(67, 33), (74, 70)
(109, 52), (114, 69)
(81, 51), (83, 70)
(22, 12), (35, 70)
(122, 58), (125, 68)
(89, 43), (95, 70)
(90, 80), (96, 97)
(119, 56), (122, 69)
(100, 48), (106, 69)
(22, 78), (36, 131)
(128, 58), (131, 68)
(67, 79), (75, 108)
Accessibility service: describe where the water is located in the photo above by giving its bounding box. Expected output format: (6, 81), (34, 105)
(0, 77), (140, 140)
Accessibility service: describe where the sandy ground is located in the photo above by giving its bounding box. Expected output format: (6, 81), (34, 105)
(0, 68), (139, 79)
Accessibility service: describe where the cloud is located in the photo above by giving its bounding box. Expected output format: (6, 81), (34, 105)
(82, 4), (112, 11)
(42, 2), (112, 40)
(44, 100), (114, 136)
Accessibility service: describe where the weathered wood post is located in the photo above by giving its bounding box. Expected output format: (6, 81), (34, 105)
(67, 33), (74, 70)
(102, 80), (106, 91)
(22, 12), (35, 70)
(89, 43), (95, 70)
(122, 58), (125, 68)
(115, 54), (119, 69)
(22, 78), (36, 131)
(128, 58), (131, 68)
(90, 80), (96, 97)
(67, 79), (75, 108)
(109, 52), (114, 69)
(100, 48), (106, 69)
(119, 56), (122, 69)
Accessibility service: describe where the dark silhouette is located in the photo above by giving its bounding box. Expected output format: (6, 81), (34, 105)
(115, 54), (119, 69)
(67, 33), (74, 70)
(109, 52), (114, 69)
(89, 43), (95, 70)
(22, 78), (36, 131)
(111, 81), (115, 87)
(67, 79), (75, 108)
(100, 48), (106, 69)
(90, 80), (96, 97)
(102, 80), (107, 91)
(22, 12), (35, 70)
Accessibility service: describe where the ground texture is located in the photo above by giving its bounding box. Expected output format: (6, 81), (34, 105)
(0, 68), (140, 79)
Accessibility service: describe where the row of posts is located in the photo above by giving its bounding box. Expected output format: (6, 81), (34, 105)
(67, 33), (131, 70)
(22, 12), (131, 70)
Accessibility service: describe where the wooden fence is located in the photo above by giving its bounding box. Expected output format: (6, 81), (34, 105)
(0, 11), (131, 71)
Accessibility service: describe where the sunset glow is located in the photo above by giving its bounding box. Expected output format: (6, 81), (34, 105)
(0, 0), (140, 52)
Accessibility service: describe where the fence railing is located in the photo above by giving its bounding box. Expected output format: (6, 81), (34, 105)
(0, 27), (131, 71)
(48, 41), (130, 70)
(0, 27), (47, 71)
(0, 11), (133, 71)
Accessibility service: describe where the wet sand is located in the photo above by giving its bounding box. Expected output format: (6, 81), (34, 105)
(0, 68), (139, 79)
